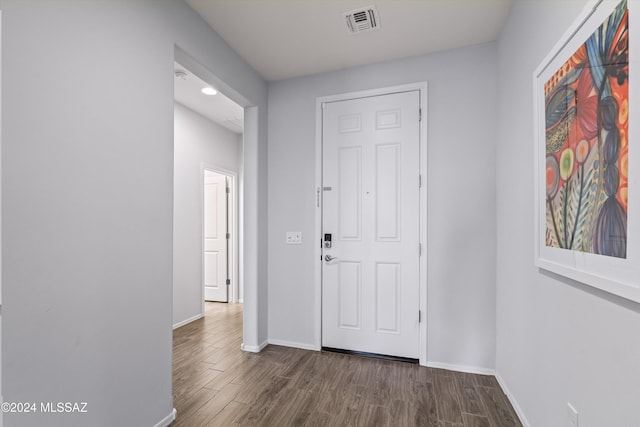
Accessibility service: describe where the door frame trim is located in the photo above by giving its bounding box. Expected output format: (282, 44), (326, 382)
(201, 164), (240, 309)
(314, 82), (428, 366)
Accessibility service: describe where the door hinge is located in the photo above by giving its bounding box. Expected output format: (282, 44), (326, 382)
(419, 174), (422, 188)
(226, 187), (231, 194)
(226, 232), (231, 239)
(226, 279), (231, 286)
(419, 108), (422, 122)
(419, 310), (422, 323)
(419, 243), (422, 257)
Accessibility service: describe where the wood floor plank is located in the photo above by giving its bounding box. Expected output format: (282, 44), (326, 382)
(315, 375), (352, 415)
(173, 386), (218, 419)
(455, 377), (486, 416)
(171, 303), (522, 427)
(414, 382), (439, 427)
(435, 370), (462, 395)
(302, 411), (334, 427)
(234, 376), (291, 425)
(201, 362), (251, 392)
(389, 399), (414, 427)
(252, 387), (314, 427)
(286, 390), (320, 426)
(477, 386), (522, 427)
(463, 413), (491, 427)
(194, 382), (243, 425)
(475, 374), (501, 389)
(363, 404), (390, 427)
(280, 350), (314, 379)
(365, 364), (392, 406)
(173, 367), (223, 406)
(435, 392), (464, 424)
(336, 384), (367, 427)
(205, 401), (246, 427)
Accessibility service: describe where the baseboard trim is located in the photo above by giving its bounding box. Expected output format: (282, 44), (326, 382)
(153, 408), (176, 427)
(426, 361), (496, 376)
(268, 339), (320, 351)
(495, 373), (530, 427)
(173, 313), (203, 330)
(241, 340), (268, 353)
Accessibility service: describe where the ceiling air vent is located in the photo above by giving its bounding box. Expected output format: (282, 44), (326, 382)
(344, 5), (380, 34)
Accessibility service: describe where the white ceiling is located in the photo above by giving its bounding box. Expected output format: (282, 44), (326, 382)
(176, 1), (512, 131)
(184, 0), (513, 81)
(174, 62), (244, 134)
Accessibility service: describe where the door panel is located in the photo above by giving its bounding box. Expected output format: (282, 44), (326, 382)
(322, 90), (420, 358)
(338, 261), (361, 329)
(338, 147), (362, 240)
(375, 262), (400, 333)
(204, 172), (228, 302)
(376, 143), (401, 240)
(204, 252), (219, 287)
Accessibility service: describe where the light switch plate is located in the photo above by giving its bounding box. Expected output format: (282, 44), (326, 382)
(286, 232), (302, 244)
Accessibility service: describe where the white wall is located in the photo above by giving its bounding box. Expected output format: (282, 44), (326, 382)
(0, 1), (267, 426)
(268, 43), (498, 370)
(496, 1), (640, 426)
(173, 103), (241, 327)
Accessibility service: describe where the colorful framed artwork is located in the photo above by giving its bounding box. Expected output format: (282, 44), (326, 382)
(534, 0), (640, 302)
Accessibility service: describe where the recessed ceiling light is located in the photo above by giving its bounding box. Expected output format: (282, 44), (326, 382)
(201, 87), (217, 96)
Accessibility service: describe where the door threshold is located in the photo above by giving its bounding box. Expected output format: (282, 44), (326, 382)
(322, 347), (418, 364)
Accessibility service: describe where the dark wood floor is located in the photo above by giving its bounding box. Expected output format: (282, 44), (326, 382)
(171, 302), (522, 427)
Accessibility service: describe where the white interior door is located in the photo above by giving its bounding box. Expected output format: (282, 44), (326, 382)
(322, 90), (420, 359)
(204, 171), (228, 302)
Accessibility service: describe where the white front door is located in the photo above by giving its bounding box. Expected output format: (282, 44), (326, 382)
(204, 171), (228, 302)
(322, 90), (420, 359)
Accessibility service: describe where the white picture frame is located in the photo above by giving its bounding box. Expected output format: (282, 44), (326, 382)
(534, 0), (640, 303)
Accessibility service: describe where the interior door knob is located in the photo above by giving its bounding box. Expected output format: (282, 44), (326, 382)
(324, 254), (337, 262)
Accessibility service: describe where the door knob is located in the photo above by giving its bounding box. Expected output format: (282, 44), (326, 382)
(324, 254), (338, 262)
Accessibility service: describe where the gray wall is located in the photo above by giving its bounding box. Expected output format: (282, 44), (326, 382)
(1, 1), (267, 426)
(268, 43), (498, 370)
(173, 103), (241, 327)
(496, 1), (640, 426)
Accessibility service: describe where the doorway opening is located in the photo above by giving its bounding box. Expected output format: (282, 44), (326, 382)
(173, 59), (244, 328)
